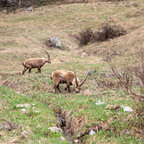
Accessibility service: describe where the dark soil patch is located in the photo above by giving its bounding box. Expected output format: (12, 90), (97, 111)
(0, 119), (18, 131)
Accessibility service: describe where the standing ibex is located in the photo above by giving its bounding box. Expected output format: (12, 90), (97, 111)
(50, 70), (89, 93)
(22, 51), (51, 75)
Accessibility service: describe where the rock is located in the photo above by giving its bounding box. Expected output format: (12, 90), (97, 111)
(76, 133), (81, 137)
(20, 108), (27, 114)
(46, 37), (62, 49)
(121, 105), (133, 112)
(16, 104), (31, 109)
(89, 130), (96, 136)
(34, 110), (40, 113)
(95, 100), (105, 105)
(81, 52), (88, 58)
(2, 10), (7, 14)
(48, 127), (63, 133)
(25, 7), (33, 11)
(74, 139), (79, 143)
(106, 105), (120, 111)
(60, 136), (65, 141)
(21, 131), (29, 138)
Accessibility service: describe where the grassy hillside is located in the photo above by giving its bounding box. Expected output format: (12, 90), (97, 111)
(0, 0), (144, 143)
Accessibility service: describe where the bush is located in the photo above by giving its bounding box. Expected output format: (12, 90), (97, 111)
(77, 24), (126, 45)
(79, 28), (94, 45)
(93, 24), (126, 42)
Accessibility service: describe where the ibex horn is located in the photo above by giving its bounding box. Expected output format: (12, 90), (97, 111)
(79, 72), (89, 87)
(74, 72), (79, 87)
(44, 50), (50, 60)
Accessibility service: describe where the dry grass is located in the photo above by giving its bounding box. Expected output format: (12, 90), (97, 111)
(0, 0), (144, 143)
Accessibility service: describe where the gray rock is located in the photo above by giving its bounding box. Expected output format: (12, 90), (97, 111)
(25, 7), (33, 11)
(20, 108), (27, 114)
(60, 136), (65, 141)
(95, 100), (105, 105)
(48, 37), (62, 49)
(74, 139), (79, 143)
(16, 104), (31, 109)
(48, 127), (63, 133)
(89, 130), (96, 136)
(121, 105), (133, 112)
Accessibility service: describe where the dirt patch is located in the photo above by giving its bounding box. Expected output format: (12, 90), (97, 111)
(0, 119), (18, 131)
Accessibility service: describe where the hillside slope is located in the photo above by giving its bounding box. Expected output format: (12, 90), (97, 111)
(0, 0), (144, 143)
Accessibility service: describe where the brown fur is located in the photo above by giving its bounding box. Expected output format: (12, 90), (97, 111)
(22, 51), (51, 75)
(50, 70), (88, 93)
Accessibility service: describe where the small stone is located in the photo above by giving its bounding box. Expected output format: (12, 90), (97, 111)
(25, 7), (33, 11)
(95, 100), (105, 105)
(16, 104), (31, 109)
(74, 139), (79, 143)
(77, 133), (81, 137)
(121, 105), (133, 112)
(89, 130), (96, 136)
(60, 136), (65, 141)
(34, 110), (40, 113)
(20, 108), (27, 114)
(21, 131), (29, 138)
(48, 127), (63, 133)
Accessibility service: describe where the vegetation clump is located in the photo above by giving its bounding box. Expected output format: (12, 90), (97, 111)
(78, 24), (126, 45)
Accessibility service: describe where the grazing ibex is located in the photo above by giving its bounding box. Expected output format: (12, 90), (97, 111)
(50, 70), (89, 93)
(22, 51), (51, 75)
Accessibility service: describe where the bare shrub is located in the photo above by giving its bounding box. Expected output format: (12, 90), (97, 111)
(132, 63), (144, 87)
(79, 28), (94, 45)
(110, 66), (133, 93)
(77, 24), (126, 45)
(93, 24), (126, 42)
(96, 74), (120, 89)
(109, 65), (144, 100)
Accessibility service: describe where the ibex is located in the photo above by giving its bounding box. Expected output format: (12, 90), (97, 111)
(50, 70), (89, 93)
(22, 51), (51, 75)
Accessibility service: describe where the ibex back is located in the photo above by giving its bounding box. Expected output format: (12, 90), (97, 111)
(22, 51), (51, 75)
